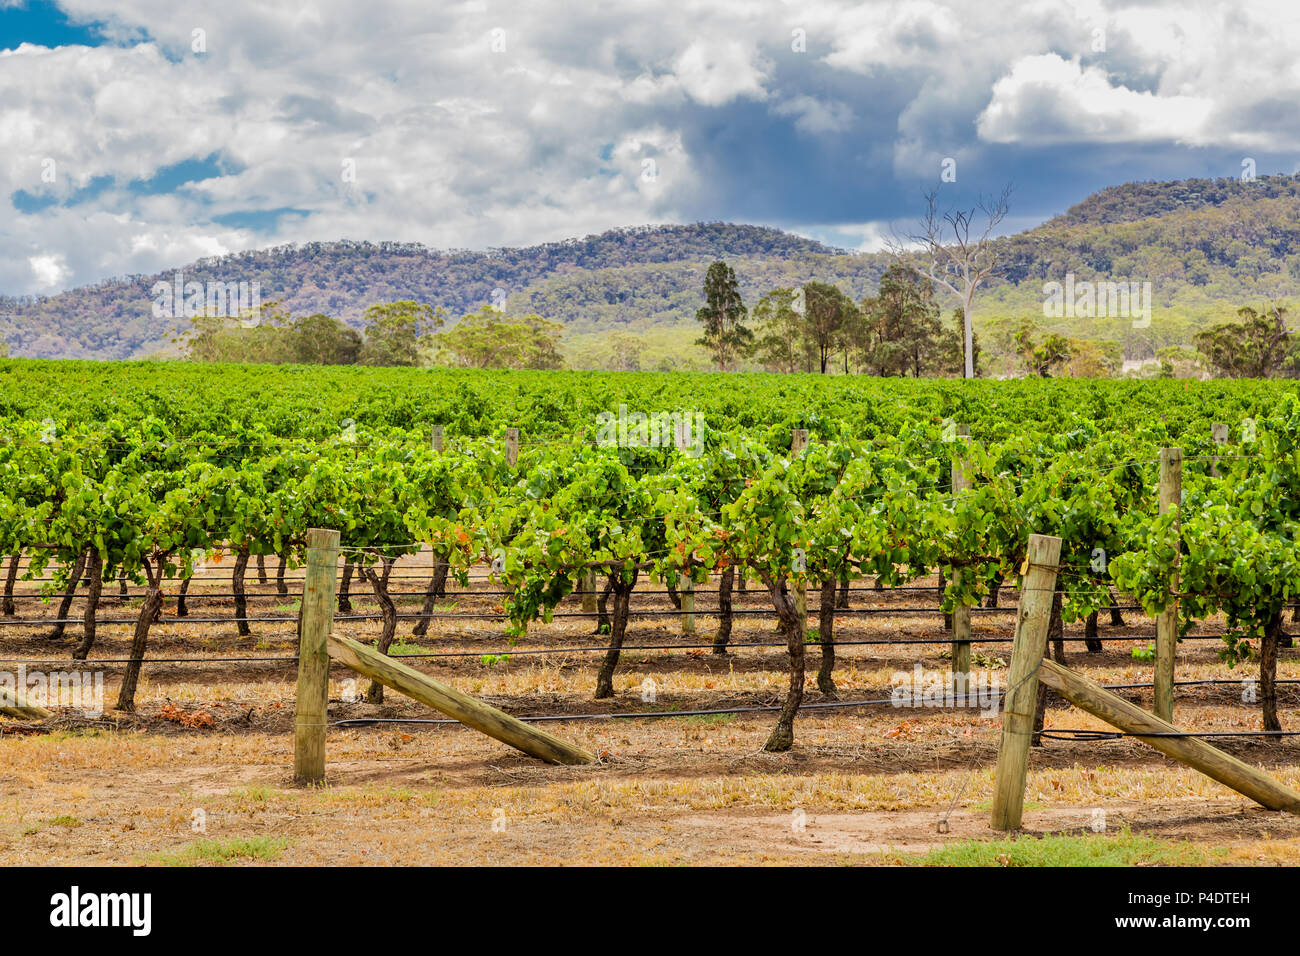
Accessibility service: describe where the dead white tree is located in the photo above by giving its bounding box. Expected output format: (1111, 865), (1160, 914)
(889, 186), (1011, 379)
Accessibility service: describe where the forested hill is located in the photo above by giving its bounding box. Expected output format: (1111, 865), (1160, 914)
(0, 224), (865, 359)
(1044, 173), (1300, 227)
(4, 173), (1300, 359)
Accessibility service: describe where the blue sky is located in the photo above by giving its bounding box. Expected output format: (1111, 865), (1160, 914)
(2, 0), (1298, 295)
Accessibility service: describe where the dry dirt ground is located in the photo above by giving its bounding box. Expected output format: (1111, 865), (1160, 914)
(4, 556), (1300, 866)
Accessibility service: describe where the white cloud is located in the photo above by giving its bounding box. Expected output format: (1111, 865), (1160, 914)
(977, 54), (1214, 145)
(672, 39), (769, 106)
(3, 0), (1300, 297)
(28, 253), (71, 289)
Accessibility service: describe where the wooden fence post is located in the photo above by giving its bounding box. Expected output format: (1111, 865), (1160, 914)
(505, 427), (519, 467)
(294, 527), (341, 783)
(432, 425), (444, 454)
(1155, 448), (1182, 722)
(991, 533), (1063, 830)
(681, 577), (695, 634)
(791, 429), (809, 456)
(1210, 423), (1227, 478)
(581, 568), (598, 613)
(951, 425), (972, 685)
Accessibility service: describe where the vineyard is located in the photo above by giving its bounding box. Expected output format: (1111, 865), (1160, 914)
(5, 360), (1300, 865)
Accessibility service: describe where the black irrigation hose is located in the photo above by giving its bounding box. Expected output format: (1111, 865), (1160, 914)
(2, 645), (1292, 669)
(0, 607), (1044, 625)
(1040, 728), (1300, 741)
(0, 612), (1231, 644)
(0, 614), (302, 626)
(2, 590), (1130, 609)
(0, 655), (301, 664)
(334, 696), (903, 726)
(338, 686), (1300, 728)
(0, 579), (1065, 596)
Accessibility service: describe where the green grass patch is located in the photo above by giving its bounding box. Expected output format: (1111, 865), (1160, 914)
(230, 784), (277, 804)
(914, 829), (1214, 867)
(48, 815), (82, 828)
(37, 728), (107, 742)
(385, 641), (424, 657)
(151, 836), (291, 866)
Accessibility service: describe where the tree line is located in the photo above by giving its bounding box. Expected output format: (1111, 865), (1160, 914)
(695, 259), (1299, 380)
(696, 259), (972, 376)
(167, 254), (1298, 379)
(182, 301), (563, 369)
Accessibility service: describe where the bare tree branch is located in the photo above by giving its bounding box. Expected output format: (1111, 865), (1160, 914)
(886, 184), (1012, 378)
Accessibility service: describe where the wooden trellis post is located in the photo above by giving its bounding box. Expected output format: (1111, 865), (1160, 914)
(792, 429), (809, 630)
(1155, 448), (1182, 722)
(505, 428), (519, 467)
(681, 577), (695, 634)
(991, 533), (1062, 830)
(431, 425), (444, 454)
(294, 527), (341, 783)
(951, 425), (972, 684)
(1210, 422), (1227, 477)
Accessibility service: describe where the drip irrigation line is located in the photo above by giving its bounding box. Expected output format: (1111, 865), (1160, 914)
(0, 655), (300, 664)
(0, 604), (1159, 625)
(332, 681), (1298, 730)
(1040, 728), (1300, 741)
(334, 696), (903, 726)
(0, 614), (302, 626)
(0, 636), (1280, 667)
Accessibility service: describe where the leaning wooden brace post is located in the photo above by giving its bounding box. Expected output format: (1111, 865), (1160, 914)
(791, 429), (810, 629)
(1155, 448), (1182, 722)
(328, 633), (595, 765)
(950, 425), (972, 686)
(0, 687), (53, 719)
(991, 533), (1062, 830)
(294, 527), (341, 783)
(1038, 658), (1300, 813)
(505, 427), (519, 467)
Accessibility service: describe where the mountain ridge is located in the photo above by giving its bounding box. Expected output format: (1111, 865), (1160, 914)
(4, 174), (1299, 360)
